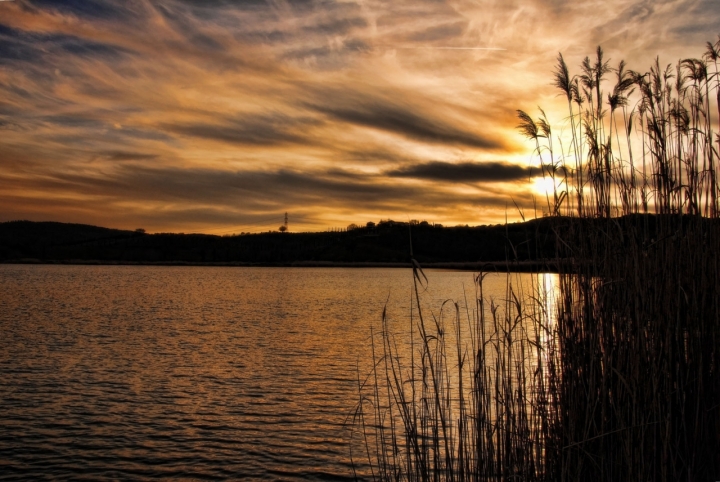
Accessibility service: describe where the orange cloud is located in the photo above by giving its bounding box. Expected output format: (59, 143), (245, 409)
(0, 0), (717, 232)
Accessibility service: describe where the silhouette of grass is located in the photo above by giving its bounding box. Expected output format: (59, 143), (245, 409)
(354, 34), (720, 481)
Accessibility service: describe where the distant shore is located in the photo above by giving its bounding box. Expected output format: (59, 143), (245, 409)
(1, 258), (564, 272)
(0, 219), (559, 268)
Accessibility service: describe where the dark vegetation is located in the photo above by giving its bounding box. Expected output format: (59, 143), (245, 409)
(355, 37), (720, 481)
(0, 218), (558, 266)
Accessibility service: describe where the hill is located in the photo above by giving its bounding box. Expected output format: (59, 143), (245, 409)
(0, 219), (558, 267)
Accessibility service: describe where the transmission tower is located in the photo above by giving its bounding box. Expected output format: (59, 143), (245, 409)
(284, 212), (288, 232)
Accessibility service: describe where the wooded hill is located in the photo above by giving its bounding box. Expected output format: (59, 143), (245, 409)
(1, 215), (703, 268)
(0, 219), (558, 266)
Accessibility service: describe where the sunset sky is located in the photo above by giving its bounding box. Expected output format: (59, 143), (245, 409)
(0, 0), (717, 233)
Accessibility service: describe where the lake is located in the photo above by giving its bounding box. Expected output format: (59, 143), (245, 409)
(0, 265), (554, 480)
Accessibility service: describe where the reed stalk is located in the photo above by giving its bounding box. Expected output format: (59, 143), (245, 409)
(354, 35), (720, 481)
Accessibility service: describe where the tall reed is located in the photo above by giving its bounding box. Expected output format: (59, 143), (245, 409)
(352, 266), (561, 481)
(354, 35), (720, 481)
(529, 37), (720, 481)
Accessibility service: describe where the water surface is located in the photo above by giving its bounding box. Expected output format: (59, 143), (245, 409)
(0, 265), (547, 480)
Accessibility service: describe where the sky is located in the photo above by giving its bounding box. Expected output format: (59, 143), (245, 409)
(0, 0), (718, 233)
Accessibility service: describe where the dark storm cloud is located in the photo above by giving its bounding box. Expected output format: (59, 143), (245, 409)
(160, 113), (321, 147)
(311, 101), (502, 149)
(387, 161), (534, 182)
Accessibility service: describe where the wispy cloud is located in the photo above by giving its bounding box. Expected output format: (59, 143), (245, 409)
(160, 113), (322, 147)
(309, 99), (502, 149)
(387, 161), (534, 182)
(0, 0), (716, 231)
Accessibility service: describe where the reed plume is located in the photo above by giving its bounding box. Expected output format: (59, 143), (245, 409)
(355, 35), (720, 482)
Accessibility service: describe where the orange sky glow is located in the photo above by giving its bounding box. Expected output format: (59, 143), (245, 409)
(0, 0), (718, 233)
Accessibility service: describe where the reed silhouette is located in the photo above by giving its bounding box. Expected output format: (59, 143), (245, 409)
(354, 35), (720, 481)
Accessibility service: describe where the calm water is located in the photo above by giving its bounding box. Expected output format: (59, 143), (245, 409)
(0, 265), (549, 481)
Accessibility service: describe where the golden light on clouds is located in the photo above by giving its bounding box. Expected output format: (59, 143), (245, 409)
(0, 0), (717, 232)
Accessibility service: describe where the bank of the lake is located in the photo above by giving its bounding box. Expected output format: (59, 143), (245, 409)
(1, 258), (563, 272)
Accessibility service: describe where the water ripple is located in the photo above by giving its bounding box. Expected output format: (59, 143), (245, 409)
(0, 265), (521, 480)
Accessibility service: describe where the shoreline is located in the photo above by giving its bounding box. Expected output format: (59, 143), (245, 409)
(0, 258), (564, 272)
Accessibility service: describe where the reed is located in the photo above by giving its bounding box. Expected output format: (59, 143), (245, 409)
(537, 37), (720, 481)
(352, 266), (560, 481)
(353, 35), (720, 481)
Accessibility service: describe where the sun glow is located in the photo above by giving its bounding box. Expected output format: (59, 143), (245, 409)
(531, 176), (562, 197)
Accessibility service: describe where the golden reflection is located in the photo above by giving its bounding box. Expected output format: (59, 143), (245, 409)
(539, 271), (559, 329)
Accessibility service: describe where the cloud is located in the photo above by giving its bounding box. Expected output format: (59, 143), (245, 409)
(102, 166), (413, 206)
(0, 162), (536, 230)
(669, 0), (720, 40)
(172, 0), (267, 8)
(0, 0), (715, 231)
(26, 0), (136, 21)
(100, 150), (159, 161)
(53, 34), (134, 58)
(405, 21), (467, 42)
(387, 161), (535, 182)
(309, 98), (503, 149)
(3, 26), (132, 65)
(302, 16), (368, 36)
(160, 113), (322, 147)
